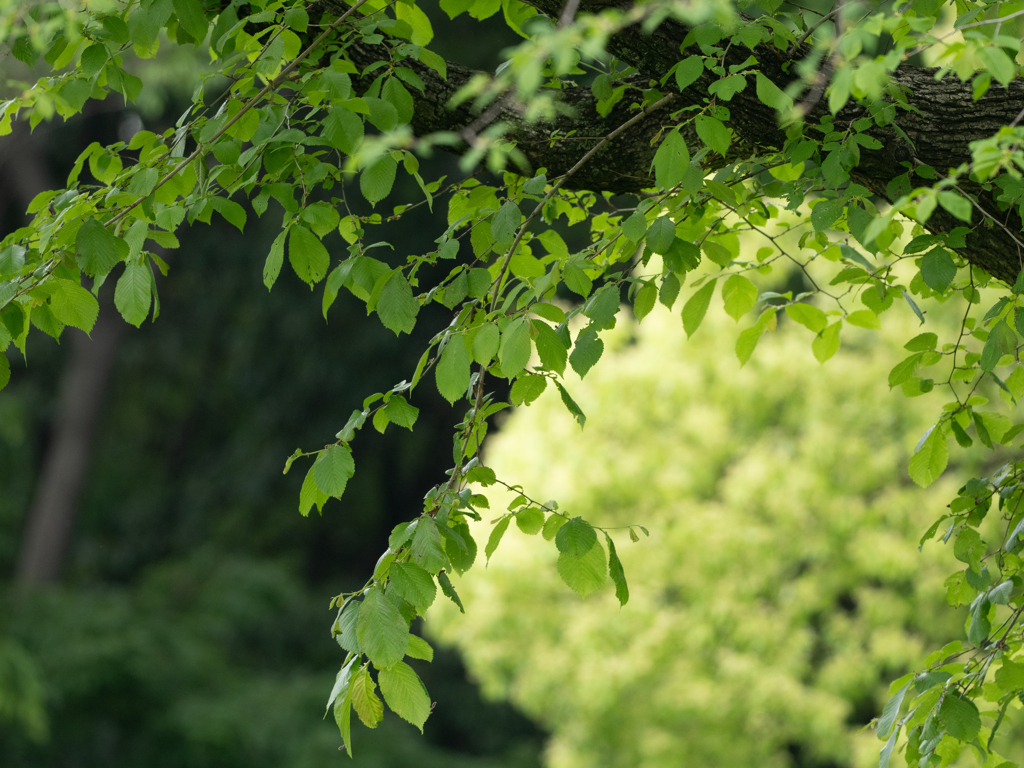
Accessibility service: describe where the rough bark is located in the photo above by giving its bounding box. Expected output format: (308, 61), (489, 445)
(319, 0), (1024, 280)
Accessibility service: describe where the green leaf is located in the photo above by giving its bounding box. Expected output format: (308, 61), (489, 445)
(722, 275), (757, 321)
(557, 539), (606, 597)
(510, 373), (548, 406)
(406, 634), (434, 662)
(0, 352), (9, 392)
(937, 190), (972, 222)
(695, 115), (731, 155)
(388, 562), (436, 612)
(436, 334), (470, 404)
(888, 352), (923, 389)
(754, 72), (793, 111)
(516, 506), (545, 535)
(563, 262), (592, 297)
(356, 586), (409, 670)
(322, 108), (364, 155)
(556, 516), (597, 557)
(485, 516), (510, 563)
(411, 517), (448, 574)
(360, 154), (398, 206)
(653, 130), (690, 191)
(326, 656), (358, 714)
(172, 0), (209, 40)
(682, 280), (716, 337)
(376, 272), (419, 335)
(995, 659), (1024, 692)
(437, 570), (465, 612)
(605, 534), (629, 606)
(472, 323), (500, 365)
(708, 74), (747, 101)
(350, 666), (384, 728)
(659, 273), (681, 309)
(785, 302), (827, 333)
(379, 662), (432, 732)
(499, 317), (531, 378)
(845, 310), (880, 329)
(50, 281), (99, 333)
(114, 261), (152, 327)
(491, 200), (521, 245)
(288, 225), (329, 286)
(76, 218), (129, 277)
(569, 326), (604, 378)
(909, 425), (948, 487)
(634, 281), (657, 322)
(812, 322), (842, 363)
(622, 211), (647, 243)
(313, 444), (355, 498)
(554, 381), (586, 428)
(939, 696), (980, 742)
(920, 248), (957, 292)
(336, 601), (362, 654)
(876, 682), (910, 738)
(542, 514), (567, 541)
(533, 320), (567, 375)
(647, 217), (676, 254)
(263, 231), (287, 289)
(674, 55), (704, 90)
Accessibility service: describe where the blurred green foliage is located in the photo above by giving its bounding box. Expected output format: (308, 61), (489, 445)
(429, 303), (1007, 768)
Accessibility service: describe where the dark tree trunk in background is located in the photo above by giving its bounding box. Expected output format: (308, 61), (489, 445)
(15, 310), (123, 584)
(0, 121), (125, 585)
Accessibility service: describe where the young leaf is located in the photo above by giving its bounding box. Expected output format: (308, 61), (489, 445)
(437, 570), (465, 612)
(605, 533), (629, 606)
(533, 320), (568, 375)
(50, 281), (99, 333)
(406, 634), (434, 662)
(555, 516), (597, 557)
(491, 200), (522, 245)
(263, 231), (287, 289)
(721, 275), (757, 321)
(472, 323), (500, 365)
(499, 317), (531, 378)
(920, 248), (957, 292)
(516, 507), (545, 535)
(379, 662), (432, 732)
(360, 154), (398, 205)
(554, 381), (586, 428)
(411, 517), (449, 574)
(486, 516), (511, 563)
(647, 217), (676, 254)
(569, 327), (604, 378)
(350, 666), (384, 728)
(76, 218), (129, 277)
(288, 225), (330, 286)
(811, 322), (841, 363)
(682, 280), (716, 337)
(909, 425), (948, 487)
(557, 539), (606, 597)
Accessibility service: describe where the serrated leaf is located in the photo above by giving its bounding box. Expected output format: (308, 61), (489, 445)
(377, 271), (419, 335)
(563, 262), (592, 297)
(499, 317), (531, 378)
(940, 696), (980, 742)
(287, 225), (330, 288)
(350, 666), (384, 728)
(605, 533), (628, 606)
(556, 516), (597, 556)
(263, 231), (287, 289)
(472, 322), (500, 365)
(486, 516), (510, 563)
(695, 115), (731, 156)
(674, 55), (704, 90)
(876, 682), (910, 738)
(634, 281), (657, 322)
(542, 514), (567, 540)
(436, 334), (470, 404)
(50, 281), (99, 333)
(389, 562), (436, 612)
(557, 539), (606, 597)
(326, 656), (357, 714)
(335, 601), (362, 654)
(554, 380), (586, 428)
(356, 586), (409, 670)
(437, 570), (464, 612)
(516, 506), (545, 535)
(76, 218), (129, 277)
(114, 261), (152, 327)
(920, 248), (957, 293)
(379, 662), (432, 732)
(785, 302), (827, 333)
(909, 424), (948, 487)
(313, 444), (355, 498)
(755, 71), (793, 111)
(647, 217), (676, 254)
(722, 275), (757, 321)
(491, 200), (521, 245)
(682, 280), (716, 337)
(569, 326), (603, 378)
(510, 374), (547, 406)
(653, 130), (690, 191)
(406, 634), (434, 662)
(533, 320), (567, 375)
(322, 108), (364, 155)
(622, 211), (647, 243)
(812, 322), (842, 363)
(361, 154), (398, 205)
(172, 0), (208, 40)
(411, 517), (448, 574)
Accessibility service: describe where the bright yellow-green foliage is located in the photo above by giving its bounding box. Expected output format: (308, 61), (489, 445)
(430, 305), (978, 768)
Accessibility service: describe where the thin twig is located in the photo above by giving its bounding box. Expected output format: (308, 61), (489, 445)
(106, 0), (373, 228)
(558, 0), (581, 28)
(792, 2), (843, 51)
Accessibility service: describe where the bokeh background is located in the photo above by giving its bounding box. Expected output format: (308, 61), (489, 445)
(0, 4), (1005, 767)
